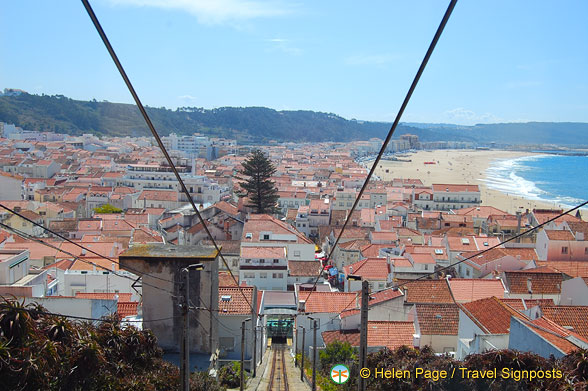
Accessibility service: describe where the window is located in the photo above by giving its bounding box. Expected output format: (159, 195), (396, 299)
(466, 269), (470, 276)
(245, 259), (251, 263)
(263, 234), (270, 240)
(260, 272), (267, 279)
(259, 259), (265, 263)
(294, 250), (300, 257)
(585, 248), (588, 255)
(562, 247), (568, 254)
(424, 264), (429, 270)
(232, 260), (238, 267)
(244, 272), (255, 279)
(272, 273), (284, 279)
(219, 337), (235, 351)
(273, 259), (279, 263)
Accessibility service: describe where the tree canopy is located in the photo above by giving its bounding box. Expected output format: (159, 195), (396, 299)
(93, 204), (122, 214)
(238, 149), (279, 214)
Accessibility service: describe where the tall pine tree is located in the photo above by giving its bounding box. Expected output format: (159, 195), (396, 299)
(238, 149), (279, 214)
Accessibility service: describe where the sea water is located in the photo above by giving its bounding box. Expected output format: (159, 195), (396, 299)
(484, 154), (588, 210)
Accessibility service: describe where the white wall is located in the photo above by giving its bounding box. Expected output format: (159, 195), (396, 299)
(560, 277), (588, 306)
(63, 270), (141, 301)
(0, 174), (22, 200)
(23, 296), (117, 320)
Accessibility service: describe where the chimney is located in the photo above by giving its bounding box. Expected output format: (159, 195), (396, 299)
(516, 211), (522, 243)
(298, 300), (306, 312)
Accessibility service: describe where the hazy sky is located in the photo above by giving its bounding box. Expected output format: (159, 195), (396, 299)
(1, 0), (587, 125)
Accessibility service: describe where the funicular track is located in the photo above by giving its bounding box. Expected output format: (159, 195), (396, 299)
(267, 344), (289, 391)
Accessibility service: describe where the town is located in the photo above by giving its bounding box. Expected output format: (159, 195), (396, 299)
(0, 120), (587, 390)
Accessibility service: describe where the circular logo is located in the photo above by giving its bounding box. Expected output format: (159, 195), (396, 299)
(330, 364), (350, 384)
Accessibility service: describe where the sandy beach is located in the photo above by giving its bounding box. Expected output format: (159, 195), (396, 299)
(368, 149), (560, 215)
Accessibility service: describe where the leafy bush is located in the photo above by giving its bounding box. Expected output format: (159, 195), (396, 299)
(93, 204), (123, 214)
(218, 361), (245, 388)
(0, 296), (223, 391)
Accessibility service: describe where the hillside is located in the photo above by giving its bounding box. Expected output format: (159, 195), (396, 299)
(1, 92), (588, 145)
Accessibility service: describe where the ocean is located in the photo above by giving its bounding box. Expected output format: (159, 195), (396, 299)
(484, 154), (588, 210)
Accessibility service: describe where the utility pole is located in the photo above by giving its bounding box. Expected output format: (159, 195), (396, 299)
(299, 326), (306, 382)
(180, 263), (204, 391)
(309, 317), (317, 391)
(252, 320), (257, 378)
(358, 279), (369, 391)
(240, 318), (251, 391)
(294, 328), (298, 367)
(180, 270), (189, 391)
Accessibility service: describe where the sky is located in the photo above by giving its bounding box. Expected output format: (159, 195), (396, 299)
(1, 0), (587, 125)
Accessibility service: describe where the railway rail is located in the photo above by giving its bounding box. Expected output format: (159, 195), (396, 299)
(267, 344), (289, 391)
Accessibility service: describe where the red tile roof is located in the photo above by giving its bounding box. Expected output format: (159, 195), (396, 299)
(242, 214), (313, 244)
(540, 306), (588, 339)
(360, 243), (393, 258)
(76, 292), (133, 301)
(301, 291), (358, 313)
(545, 230), (575, 241)
(402, 280), (453, 304)
(566, 222), (588, 239)
(368, 321), (415, 350)
(408, 253), (436, 264)
(117, 302), (139, 319)
(368, 287), (403, 306)
(499, 298), (555, 311)
(241, 246), (286, 259)
(344, 258), (390, 280)
(288, 260), (321, 277)
(532, 210), (580, 225)
(537, 261), (588, 278)
(415, 304), (459, 335)
(447, 278), (505, 303)
(432, 184), (480, 193)
(219, 287), (255, 315)
(138, 190), (178, 202)
(460, 296), (527, 334)
(322, 321), (415, 350)
(504, 269), (563, 295)
(219, 271), (239, 287)
(454, 206), (510, 219)
(523, 316), (586, 354)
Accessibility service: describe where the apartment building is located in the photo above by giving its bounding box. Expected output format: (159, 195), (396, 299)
(239, 246), (288, 291)
(122, 164), (222, 204)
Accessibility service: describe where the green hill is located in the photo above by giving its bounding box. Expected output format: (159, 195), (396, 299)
(1, 92), (588, 145)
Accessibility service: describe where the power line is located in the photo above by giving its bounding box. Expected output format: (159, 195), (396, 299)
(0, 222), (177, 299)
(0, 202), (174, 284)
(0, 303), (178, 324)
(391, 200), (588, 291)
(311, 200), (588, 320)
(303, 0), (459, 305)
(81, 0), (252, 313)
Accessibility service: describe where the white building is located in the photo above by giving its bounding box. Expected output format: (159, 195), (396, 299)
(239, 246), (287, 291)
(122, 164), (222, 204)
(241, 214), (316, 262)
(430, 184), (481, 211)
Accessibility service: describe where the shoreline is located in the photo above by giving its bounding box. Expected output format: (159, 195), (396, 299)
(367, 149), (564, 215)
